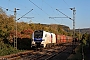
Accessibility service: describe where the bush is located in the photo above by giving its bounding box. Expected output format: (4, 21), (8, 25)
(0, 42), (21, 56)
(82, 39), (87, 46)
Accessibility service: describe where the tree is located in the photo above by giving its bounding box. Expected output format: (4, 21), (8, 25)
(0, 14), (15, 40)
(81, 33), (89, 46)
(75, 32), (82, 40)
(17, 22), (30, 32)
(82, 33), (88, 40)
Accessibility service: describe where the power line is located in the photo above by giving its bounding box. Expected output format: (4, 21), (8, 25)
(8, 0), (50, 23)
(1, 0), (62, 24)
(42, 0), (61, 24)
(29, 0), (49, 16)
(6, 0), (61, 24)
(56, 9), (72, 20)
(0, 6), (25, 18)
(62, 0), (70, 7)
(8, 0), (10, 9)
(8, 0), (29, 10)
(17, 9), (33, 20)
(29, 0), (42, 10)
(0, 6), (13, 12)
(43, 0), (55, 13)
(29, 0), (60, 24)
(1, 0), (35, 17)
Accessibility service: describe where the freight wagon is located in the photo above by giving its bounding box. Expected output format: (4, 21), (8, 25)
(31, 30), (73, 48)
(56, 35), (72, 44)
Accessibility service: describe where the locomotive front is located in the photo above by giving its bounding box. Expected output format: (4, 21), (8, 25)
(31, 30), (45, 48)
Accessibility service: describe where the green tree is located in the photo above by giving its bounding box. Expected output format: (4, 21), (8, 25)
(81, 33), (89, 46)
(82, 33), (88, 40)
(75, 32), (82, 40)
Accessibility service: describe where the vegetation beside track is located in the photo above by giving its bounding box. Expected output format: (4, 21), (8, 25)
(0, 7), (90, 57)
(68, 33), (90, 60)
(67, 44), (82, 60)
(0, 8), (73, 56)
(0, 42), (23, 56)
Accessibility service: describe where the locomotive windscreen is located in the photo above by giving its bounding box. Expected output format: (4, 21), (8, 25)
(34, 30), (43, 38)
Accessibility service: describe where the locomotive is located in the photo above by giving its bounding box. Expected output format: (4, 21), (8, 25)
(31, 30), (73, 48)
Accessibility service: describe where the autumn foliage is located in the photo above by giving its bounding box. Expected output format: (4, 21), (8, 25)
(0, 8), (72, 44)
(9, 29), (33, 42)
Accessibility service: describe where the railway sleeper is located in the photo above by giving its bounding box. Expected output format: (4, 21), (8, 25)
(46, 43), (56, 48)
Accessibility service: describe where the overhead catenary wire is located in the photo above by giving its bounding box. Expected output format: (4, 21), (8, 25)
(0, 6), (25, 18)
(62, 0), (70, 7)
(7, 0), (48, 23)
(56, 10), (64, 24)
(0, 0), (34, 19)
(42, 0), (55, 14)
(0, 6), (13, 12)
(17, 9), (33, 20)
(0, 5), (35, 24)
(42, 0), (69, 24)
(29, 0), (49, 16)
(8, 0), (10, 10)
(56, 9), (72, 20)
(0, 6), (35, 24)
(42, 0), (61, 24)
(8, 0), (28, 10)
(29, 0), (60, 24)
(49, 8), (73, 26)
(1, 0), (61, 24)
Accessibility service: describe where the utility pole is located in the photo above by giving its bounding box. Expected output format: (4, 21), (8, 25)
(49, 8), (76, 39)
(70, 7), (76, 41)
(14, 8), (33, 49)
(14, 8), (20, 49)
(79, 28), (80, 41)
(49, 8), (76, 54)
(17, 9), (33, 20)
(70, 7), (76, 54)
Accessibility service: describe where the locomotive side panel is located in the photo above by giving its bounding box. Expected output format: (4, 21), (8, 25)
(44, 32), (52, 45)
(51, 33), (56, 44)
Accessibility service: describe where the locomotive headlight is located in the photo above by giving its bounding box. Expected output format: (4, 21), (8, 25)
(42, 39), (45, 41)
(41, 39), (45, 44)
(32, 41), (35, 44)
(41, 41), (44, 44)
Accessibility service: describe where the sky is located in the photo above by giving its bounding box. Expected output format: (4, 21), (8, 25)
(0, 0), (90, 29)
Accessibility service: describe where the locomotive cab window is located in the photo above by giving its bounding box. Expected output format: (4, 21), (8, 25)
(34, 30), (43, 38)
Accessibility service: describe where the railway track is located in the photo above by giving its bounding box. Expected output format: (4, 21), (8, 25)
(0, 42), (79, 60)
(20, 42), (76, 60)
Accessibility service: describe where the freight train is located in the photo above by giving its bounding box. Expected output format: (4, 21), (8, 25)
(31, 30), (73, 48)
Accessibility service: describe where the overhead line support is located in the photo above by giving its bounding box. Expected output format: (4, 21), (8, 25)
(14, 8), (20, 49)
(49, 8), (76, 41)
(70, 7), (76, 41)
(17, 9), (33, 20)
